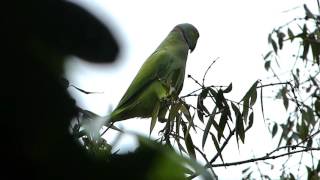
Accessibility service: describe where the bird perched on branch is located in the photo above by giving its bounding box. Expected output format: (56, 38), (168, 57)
(109, 23), (199, 125)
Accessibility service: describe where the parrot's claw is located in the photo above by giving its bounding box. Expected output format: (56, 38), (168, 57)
(169, 86), (176, 95)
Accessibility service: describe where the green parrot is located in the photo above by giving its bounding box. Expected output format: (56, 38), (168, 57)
(109, 23), (199, 123)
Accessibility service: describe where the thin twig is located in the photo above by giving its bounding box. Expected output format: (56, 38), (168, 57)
(208, 148), (320, 168)
(202, 58), (219, 86)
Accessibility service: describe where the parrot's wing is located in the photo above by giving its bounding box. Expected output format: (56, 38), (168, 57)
(116, 50), (177, 109)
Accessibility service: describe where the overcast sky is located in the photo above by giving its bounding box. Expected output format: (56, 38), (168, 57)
(65, 1), (316, 179)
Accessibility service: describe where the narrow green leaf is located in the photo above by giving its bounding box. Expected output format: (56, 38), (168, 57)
(316, 160), (320, 172)
(197, 88), (209, 122)
(292, 72), (299, 88)
(250, 88), (257, 107)
(181, 103), (192, 122)
(289, 173), (295, 180)
(223, 83), (232, 93)
(272, 123), (278, 138)
(247, 112), (254, 130)
(218, 110), (228, 142)
(242, 167), (251, 174)
(260, 86), (266, 122)
(168, 101), (181, 122)
(281, 87), (289, 110)
(181, 120), (196, 159)
(307, 138), (313, 148)
(302, 39), (310, 60)
(150, 102), (160, 135)
(236, 112), (245, 143)
(269, 35), (278, 54)
(303, 4), (315, 19)
(277, 31), (285, 50)
(315, 98), (320, 114)
(264, 51), (273, 60)
(202, 106), (218, 148)
(242, 98), (249, 123)
(210, 133), (224, 163)
(264, 60), (271, 71)
(288, 28), (294, 42)
(311, 39), (320, 64)
(306, 106), (315, 126)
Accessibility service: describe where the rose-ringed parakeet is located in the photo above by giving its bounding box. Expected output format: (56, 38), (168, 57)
(109, 23), (199, 124)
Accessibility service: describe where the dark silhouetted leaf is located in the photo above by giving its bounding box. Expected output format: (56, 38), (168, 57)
(236, 113), (245, 143)
(268, 34), (278, 54)
(223, 83), (232, 93)
(247, 112), (254, 130)
(307, 138), (313, 148)
(306, 106), (316, 126)
(264, 61), (271, 71)
(210, 133), (224, 163)
(315, 98), (320, 114)
(168, 101), (181, 123)
(218, 110), (228, 142)
(297, 120), (308, 140)
(292, 72), (299, 88)
(281, 87), (289, 110)
(241, 81), (259, 121)
(277, 31), (285, 50)
(288, 28), (295, 42)
(272, 123), (278, 138)
(264, 51), (273, 60)
(304, 4), (315, 19)
(202, 106), (218, 148)
(260, 86), (266, 121)
(197, 88), (209, 123)
(181, 120), (196, 159)
(181, 103), (192, 122)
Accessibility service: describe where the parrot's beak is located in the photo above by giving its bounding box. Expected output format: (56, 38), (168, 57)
(190, 44), (196, 53)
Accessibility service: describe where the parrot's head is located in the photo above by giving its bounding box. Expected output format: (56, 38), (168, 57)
(176, 23), (199, 53)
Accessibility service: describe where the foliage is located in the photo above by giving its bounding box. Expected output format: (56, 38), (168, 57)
(72, 3), (320, 180)
(257, 3), (320, 179)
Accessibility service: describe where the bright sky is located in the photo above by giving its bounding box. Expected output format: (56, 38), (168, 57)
(65, 0), (316, 179)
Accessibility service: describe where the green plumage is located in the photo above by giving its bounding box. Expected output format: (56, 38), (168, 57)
(109, 23), (199, 122)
